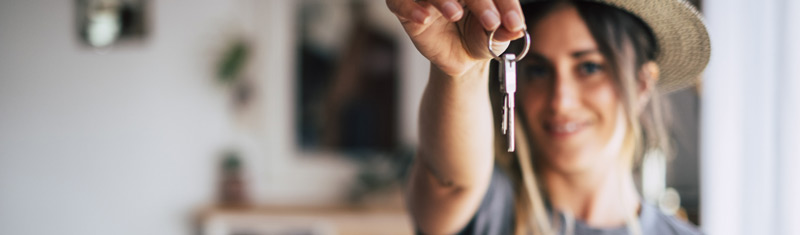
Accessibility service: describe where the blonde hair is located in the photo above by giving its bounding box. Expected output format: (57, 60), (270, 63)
(488, 1), (671, 234)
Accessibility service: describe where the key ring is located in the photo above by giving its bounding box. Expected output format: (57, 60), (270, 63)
(487, 29), (531, 62)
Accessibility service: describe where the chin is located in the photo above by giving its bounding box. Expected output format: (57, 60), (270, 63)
(539, 147), (597, 174)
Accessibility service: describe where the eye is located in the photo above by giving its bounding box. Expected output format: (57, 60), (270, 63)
(523, 64), (550, 80)
(579, 62), (603, 75)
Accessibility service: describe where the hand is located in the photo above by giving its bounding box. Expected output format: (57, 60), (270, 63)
(387, 0), (527, 77)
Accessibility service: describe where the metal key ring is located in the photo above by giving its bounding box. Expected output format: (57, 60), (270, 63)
(487, 29), (531, 62)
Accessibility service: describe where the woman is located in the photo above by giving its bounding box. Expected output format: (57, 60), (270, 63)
(387, 0), (709, 234)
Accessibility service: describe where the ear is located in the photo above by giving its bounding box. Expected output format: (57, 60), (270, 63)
(636, 61), (660, 113)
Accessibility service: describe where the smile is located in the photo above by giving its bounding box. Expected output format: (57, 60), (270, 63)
(544, 121), (589, 137)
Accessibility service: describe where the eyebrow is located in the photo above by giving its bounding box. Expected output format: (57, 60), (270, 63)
(572, 49), (601, 58)
(524, 49), (601, 63)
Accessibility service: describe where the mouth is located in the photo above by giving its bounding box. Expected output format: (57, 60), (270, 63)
(543, 120), (590, 138)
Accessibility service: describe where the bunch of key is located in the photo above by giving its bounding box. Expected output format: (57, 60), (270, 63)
(487, 29), (530, 152)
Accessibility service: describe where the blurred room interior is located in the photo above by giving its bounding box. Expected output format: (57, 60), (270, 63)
(0, 0), (798, 234)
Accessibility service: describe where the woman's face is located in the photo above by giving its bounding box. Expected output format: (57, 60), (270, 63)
(519, 5), (627, 174)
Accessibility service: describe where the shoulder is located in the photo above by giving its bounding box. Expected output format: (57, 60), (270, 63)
(456, 165), (516, 235)
(640, 202), (704, 235)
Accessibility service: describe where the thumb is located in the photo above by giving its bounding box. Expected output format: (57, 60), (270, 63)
(458, 12), (520, 60)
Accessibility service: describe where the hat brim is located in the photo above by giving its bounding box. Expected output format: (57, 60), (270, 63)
(520, 0), (711, 93)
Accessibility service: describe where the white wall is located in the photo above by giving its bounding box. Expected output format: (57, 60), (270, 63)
(0, 1), (427, 234)
(0, 1), (258, 234)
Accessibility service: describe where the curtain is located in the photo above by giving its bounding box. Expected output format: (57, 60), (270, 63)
(701, 0), (800, 234)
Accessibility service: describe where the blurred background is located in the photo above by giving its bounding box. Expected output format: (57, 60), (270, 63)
(0, 0), (797, 235)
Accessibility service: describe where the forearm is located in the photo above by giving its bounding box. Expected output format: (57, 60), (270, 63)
(417, 61), (495, 188)
(408, 61), (496, 234)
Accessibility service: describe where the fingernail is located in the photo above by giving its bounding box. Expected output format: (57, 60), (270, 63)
(412, 9), (427, 23)
(442, 2), (462, 21)
(480, 10), (500, 30)
(504, 11), (524, 32)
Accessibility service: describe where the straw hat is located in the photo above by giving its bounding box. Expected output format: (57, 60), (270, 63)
(520, 0), (711, 93)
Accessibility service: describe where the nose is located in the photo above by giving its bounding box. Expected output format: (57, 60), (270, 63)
(549, 71), (579, 113)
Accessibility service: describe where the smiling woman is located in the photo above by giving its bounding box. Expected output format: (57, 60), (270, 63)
(507, 2), (671, 234)
(387, 0), (709, 234)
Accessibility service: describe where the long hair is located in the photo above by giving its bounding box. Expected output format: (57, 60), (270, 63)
(488, 1), (670, 234)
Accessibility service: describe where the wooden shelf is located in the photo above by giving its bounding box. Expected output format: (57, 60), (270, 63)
(198, 204), (413, 235)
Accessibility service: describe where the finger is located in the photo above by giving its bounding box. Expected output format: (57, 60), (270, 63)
(427, 0), (464, 22)
(464, 0), (501, 31)
(387, 0), (430, 24)
(493, 0), (525, 32)
(459, 11), (502, 60)
(463, 18), (523, 59)
(493, 26), (524, 42)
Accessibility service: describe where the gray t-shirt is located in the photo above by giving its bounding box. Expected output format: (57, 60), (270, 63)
(455, 166), (703, 235)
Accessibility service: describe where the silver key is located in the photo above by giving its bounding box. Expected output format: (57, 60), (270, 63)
(499, 54), (516, 152)
(487, 29), (530, 153)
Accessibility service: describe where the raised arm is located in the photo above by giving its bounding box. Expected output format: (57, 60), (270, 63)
(385, 0), (526, 233)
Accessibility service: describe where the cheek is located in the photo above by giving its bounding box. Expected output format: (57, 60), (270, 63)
(593, 82), (618, 116)
(519, 84), (552, 154)
(519, 85), (546, 124)
(585, 81), (623, 145)
(518, 78), (550, 110)
(590, 86), (619, 120)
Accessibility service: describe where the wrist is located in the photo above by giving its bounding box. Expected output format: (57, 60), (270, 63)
(429, 60), (492, 87)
